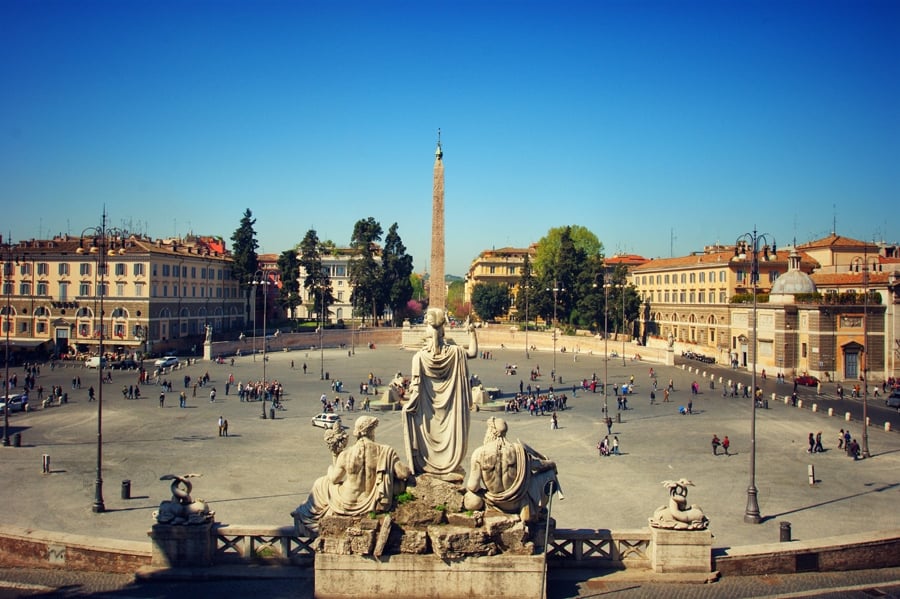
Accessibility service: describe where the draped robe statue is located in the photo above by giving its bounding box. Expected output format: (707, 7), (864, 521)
(402, 308), (478, 478)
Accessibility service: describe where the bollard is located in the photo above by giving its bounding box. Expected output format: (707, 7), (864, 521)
(845, 412), (851, 421)
(808, 464), (815, 486)
(812, 403), (818, 413)
(885, 422), (892, 432)
(121, 479), (131, 499)
(828, 407), (834, 417)
(42, 454), (50, 474)
(780, 521), (792, 542)
(270, 408), (275, 421)
(616, 412), (621, 423)
(12, 432), (21, 447)
(325, 372), (329, 380)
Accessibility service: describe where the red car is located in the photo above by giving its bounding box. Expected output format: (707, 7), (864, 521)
(795, 375), (819, 387)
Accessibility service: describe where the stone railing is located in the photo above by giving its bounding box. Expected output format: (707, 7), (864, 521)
(546, 528), (652, 570)
(212, 524), (315, 566)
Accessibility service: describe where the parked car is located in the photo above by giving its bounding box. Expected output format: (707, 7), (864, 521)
(886, 391), (900, 409)
(311, 413), (342, 430)
(85, 356), (107, 369)
(794, 375), (819, 387)
(111, 358), (139, 370)
(154, 356), (179, 368)
(0, 394), (28, 413)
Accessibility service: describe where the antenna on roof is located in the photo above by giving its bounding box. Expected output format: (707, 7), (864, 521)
(832, 204), (837, 236)
(669, 228), (676, 258)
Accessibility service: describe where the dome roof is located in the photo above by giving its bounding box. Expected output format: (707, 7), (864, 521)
(771, 248), (816, 296)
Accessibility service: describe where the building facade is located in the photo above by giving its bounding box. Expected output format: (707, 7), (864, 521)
(1, 233), (244, 360)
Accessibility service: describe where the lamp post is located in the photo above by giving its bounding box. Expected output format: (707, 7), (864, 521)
(253, 270), (272, 419)
(80, 210), (127, 514)
(851, 252), (874, 458)
(734, 227), (776, 525)
(318, 284), (326, 380)
(1, 234), (15, 448)
(523, 284), (531, 360)
(547, 280), (563, 378)
(620, 285), (627, 367)
(592, 276), (611, 415)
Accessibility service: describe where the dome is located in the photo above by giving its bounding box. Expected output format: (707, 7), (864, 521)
(770, 248), (816, 299)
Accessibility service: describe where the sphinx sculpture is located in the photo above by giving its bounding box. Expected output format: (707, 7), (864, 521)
(649, 478), (709, 530)
(154, 473), (214, 525)
(464, 417), (563, 522)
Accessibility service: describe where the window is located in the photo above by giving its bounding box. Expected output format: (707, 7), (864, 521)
(769, 271), (778, 283)
(182, 266), (187, 278)
(79, 282), (90, 296)
(664, 291), (670, 302)
(489, 266), (495, 274)
(152, 264), (158, 276)
(699, 272), (706, 283)
(698, 291), (705, 303)
(719, 291), (727, 303)
(80, 263), (92, 276)
(37, 262), (49, 275)
(116, 282), (126, 296)
(37, 321), (47, 333)
(689, 291), (695, 303)
(338, 291), (344, 301)
(133, 263), (145, 276)
(19, 262), (32, 276)
(664, 274), (670, 284)
(115, 263), (126, 276)
(801, 343), (808, 358)
(162, 264), (170, 277)
(58, 282), (69, 301)
(191, 267), (197, 278)
(96, 282), (108, 297)
(719, 271), (726, 283)
(163, 285), (168, 297)
(201, 267), (207, 280)
(679, 291), (685, 303)
(19, 281), (32, 295)
(135, 282), (145, 297)
(680, 274), (686, 284)
(736, 270), (745, 282)
(689, 273), (695, 283)
(37, 281), (49, 296)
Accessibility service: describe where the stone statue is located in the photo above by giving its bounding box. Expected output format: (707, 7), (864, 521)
(292, 427), (349, 536)
(667, 332), (675, 348)
(402, 308), (478, 479)
(153, 473), (214, 525)
(293, 416), (411, 535)
(463, 417), (562, 523)
(205, 323), (213, 344)
(381, 372), (407, 404)
(649, 478), (709, 530)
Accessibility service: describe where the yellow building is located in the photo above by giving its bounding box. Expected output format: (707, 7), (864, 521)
(1, 233), (244, 360)
(463, 246), (536, 321)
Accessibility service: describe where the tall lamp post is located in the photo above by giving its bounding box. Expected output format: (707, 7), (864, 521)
(253, 270), (272, 419)
(317, 284), (326, 380)
(592, 276), (611, 415)
(79, 210), (127, 513)
(734, 228), (775, 524)
(523, 284), (531, 360)
(620, 284), (627, 366)
(851, 251), (874, 458)
(547, 280), (563, 378)
(1, 234), (15, 448)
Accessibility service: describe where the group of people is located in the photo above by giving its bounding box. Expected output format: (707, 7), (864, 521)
(837, 429), (862, 460)
(597, 435), (620, 456)
(807, 432), (825, 453)
(710, 434), (731, 456)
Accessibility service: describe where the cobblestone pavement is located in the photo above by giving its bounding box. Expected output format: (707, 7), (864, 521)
(1, 344), (898, 597)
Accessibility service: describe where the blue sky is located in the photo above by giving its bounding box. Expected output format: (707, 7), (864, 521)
(2, 0), (898, 276)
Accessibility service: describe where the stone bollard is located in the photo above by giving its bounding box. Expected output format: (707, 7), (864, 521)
(845, 412), (852, 421)
(681, 364), (686, 370)
(808, 465), (815, 486)
(42, 454), (50, 474)
(797, 400), (803, 409)
(784, 396), (790, 405)
(828, 408), (834, 417)
(771, 392), (778, 402)
(812, 403), (818, 413)
(886, 422), (892, 432)
(780, 522), (792, 542)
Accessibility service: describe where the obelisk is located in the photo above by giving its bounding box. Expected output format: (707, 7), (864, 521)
(429, 132), (446, 310)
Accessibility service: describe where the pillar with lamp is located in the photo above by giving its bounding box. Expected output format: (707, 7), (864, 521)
(733, 228), (775, 525)
(1, 234), (21, 448)
(546, 280), (564, 379)
(850, 247), (878, 459)
(253, 269), (275, 419)
(78, 210), (129, 513)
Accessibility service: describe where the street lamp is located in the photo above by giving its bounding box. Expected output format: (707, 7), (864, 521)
(253, 270), (273, 419)
(523, 284), (531, 360)
(317, 284), (327, 380)
(851, 251), (875, 459)
(79, 210), (127, 513)
(1, 234), (16, 448)
(592, 276), (611, 416)
(620, 285), (627, 367)
(734, 227), (776, 525)
(546, 280), (563, 379)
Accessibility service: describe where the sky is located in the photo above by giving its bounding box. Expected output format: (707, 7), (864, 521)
(1, 0), (898, 276)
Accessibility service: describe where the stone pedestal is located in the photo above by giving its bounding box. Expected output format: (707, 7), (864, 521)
(665, 348), (675, 366)
(315, 553), (545, 599)
(148, 522), (214, 568)
(650, 528), (712, 573)
(203, 341), (212, 362)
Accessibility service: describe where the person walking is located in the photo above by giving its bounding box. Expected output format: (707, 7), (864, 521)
(209, 387), (217, 403)
(159, 390), (165, 408)
(218, 415), (224, 437)
(222, 419), (229, 437)
(605, 416), (613, 435)
(807, 432), (815, 453)
(814, 431), (824, 453)
(711, 434), (721, 456)
(612, 436), (620, 456)
(551, 412), (558, 430)
(179, 391), (186, 408)
(722, 435), (730, 456)
(838, 429), (845, 450)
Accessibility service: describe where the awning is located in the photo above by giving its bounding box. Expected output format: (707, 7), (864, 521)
(6, 339), (53, 349)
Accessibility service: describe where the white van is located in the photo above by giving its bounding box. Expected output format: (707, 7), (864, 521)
(86, 356), (107, 369)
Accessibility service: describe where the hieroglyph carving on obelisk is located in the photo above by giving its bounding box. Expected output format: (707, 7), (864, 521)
(429, 131), (446, 310)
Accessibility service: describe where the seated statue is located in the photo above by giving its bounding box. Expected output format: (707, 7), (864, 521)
(463, 417), (562, 523)
(649, 479), (709, 530)
(381, 372), (407, 404)
(293, 416), (411, 536)
(292, 427), (349, 535)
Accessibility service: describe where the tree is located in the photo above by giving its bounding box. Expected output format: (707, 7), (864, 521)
(381, 223), (414, 325)
(298, 229), (335, 322)
(471, 282), (512, 322)
(447, 280), (465, 319)
(231, 209), (260, 285)
(534, 226), (587, 326)
(348, 217), (384, 324)
(276, 246), (302, 321)
(230, 209), (259, 324)
(513, 254), (536, 324)
(533, 225), (602, 281)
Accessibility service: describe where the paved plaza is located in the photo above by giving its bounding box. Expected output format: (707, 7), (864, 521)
(1, 342), (900, 597)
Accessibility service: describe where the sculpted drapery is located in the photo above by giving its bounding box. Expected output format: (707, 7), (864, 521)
(402, 308), (477, 477)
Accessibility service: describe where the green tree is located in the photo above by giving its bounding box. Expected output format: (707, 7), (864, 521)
(471, 282), (512, 322)
(298, 229), (335, 322)
(381, 223), (414, 325)
(447, 280), (465, 319)
(230, 209), (259, 324)
(348, 217), (384, 324)
(534, 226), (587, 326)
(513, 254), (536, 324)
(276, 246), (302, 321)
(410, 273), (426, 304)
(532, 225), (602, 280)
